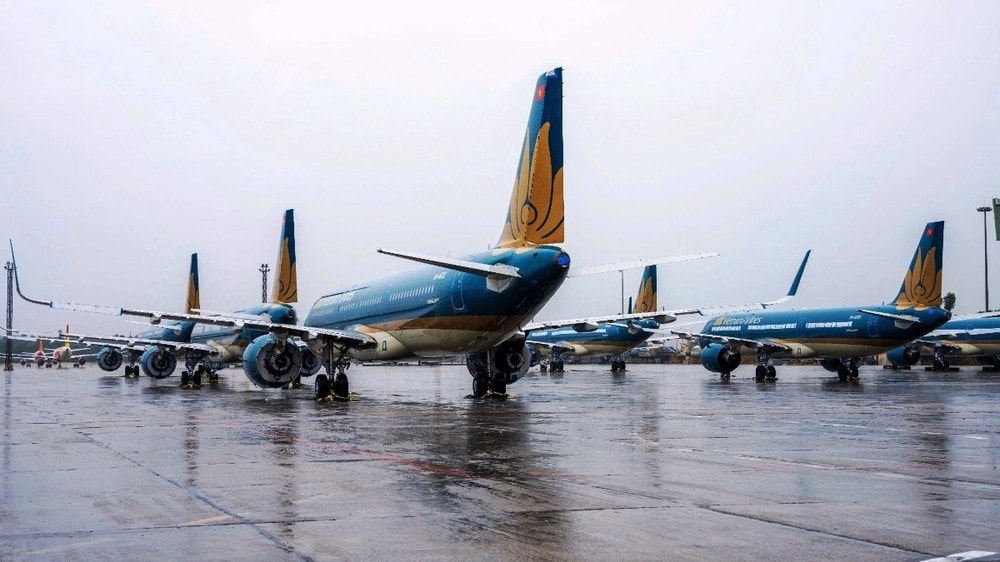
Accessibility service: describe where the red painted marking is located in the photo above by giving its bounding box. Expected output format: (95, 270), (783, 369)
(926, 227), (934, 236)
(535, 85), (545, 101)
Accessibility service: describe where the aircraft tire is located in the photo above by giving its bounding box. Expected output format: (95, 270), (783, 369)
(755, 365), (767, 382)
(490, 375), (506, 396)
(193, 371), (202, 386)
(314, 374), (330, 399)
(766, 365), (777, 380)
(333, 373), (349, 398)
(837, 366), (849, 382)
(472, 373), (489, 398)
(180, 371), (190, 386)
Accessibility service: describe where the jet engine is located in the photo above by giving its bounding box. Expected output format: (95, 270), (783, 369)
(700, 343), (741, 374)
(491, 337), (531, 384)
(140, 347), (177, 379)
(96, 348), (124, 372)
(242, 334), (302, 388)
(886, 345), (921, 367)
(298, 344), (321, 377)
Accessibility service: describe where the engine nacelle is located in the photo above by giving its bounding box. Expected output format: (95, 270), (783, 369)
(492, 338), (531, 384)
(820, 358), (844, 373)
(700, 343), (741, 374)
(242, 334), (302, 388)
(885, 345), (921, 367)
(96, 348), (124, 372)
(298, 344), (321, 377)
(140, 347), (177, 379)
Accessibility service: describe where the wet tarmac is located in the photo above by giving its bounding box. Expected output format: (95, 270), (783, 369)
(2, 362), (999, 561)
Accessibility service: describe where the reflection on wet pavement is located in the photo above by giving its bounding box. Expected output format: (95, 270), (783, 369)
(2, 363), (999, 560)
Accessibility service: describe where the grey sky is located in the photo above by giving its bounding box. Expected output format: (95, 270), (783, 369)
(3, 1), (999, 336)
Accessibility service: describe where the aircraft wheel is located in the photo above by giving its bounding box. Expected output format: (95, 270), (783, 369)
(180, 371), (190, 386)
(837, 366), (849, 382)
(192, 371), (202, 386)
(490, 374), (506, 396)
(849, 365), (859, 380)
(333, 373), (349, 398)
(755, 365), (767, 382)
(472, 373), (489, 398)
(314, 374), (330, 399)
(766, 365), (777, 380)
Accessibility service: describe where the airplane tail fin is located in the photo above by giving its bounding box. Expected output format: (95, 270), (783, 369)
(632, 265), (657, 314)
(891, 221), (944, 311)
(186, 253), (200, 314)
(270, 209), (298, 304)
(496, 67), (564, 248)
(37, 339), (43, 353)
(64, 325), (70, 348)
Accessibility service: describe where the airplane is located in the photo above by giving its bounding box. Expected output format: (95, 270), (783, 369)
(5, 327), (93, 368)
(883, 316), (1000, 371)
(526, 250), (812, 373)
(14, 67), (574, 401)
(11, 209), (307, 385)
(674, 221), (952, 382)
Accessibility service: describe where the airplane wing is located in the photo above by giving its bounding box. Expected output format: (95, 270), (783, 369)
(569, 252), (718, 277)
(4, 328), (217, 355)
(9, 244), (373, 350)
(524, 250), (811, 334)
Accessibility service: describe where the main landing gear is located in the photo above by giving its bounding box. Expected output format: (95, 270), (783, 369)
(610, 356), (627, 373)
(836, 358), (861, 382)
(179, 353), (219, 388)
(754, 349), (777, 382)
(314, 344), (351, 401)
(467, 341), (528, 399)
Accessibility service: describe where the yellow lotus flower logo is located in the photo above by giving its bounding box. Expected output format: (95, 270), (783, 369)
(498, 122), (565, 248)
(634, 276), (656, 313)
(895, 246), (941, 311)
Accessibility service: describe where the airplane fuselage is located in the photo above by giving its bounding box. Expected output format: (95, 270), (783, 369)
(700, 305), (952, 359)
(921, 317), (1000, 356)
(530, 318), (659, 357)
(305, 245), (570, 360)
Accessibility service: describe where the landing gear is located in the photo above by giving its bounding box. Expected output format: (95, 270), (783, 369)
(550, 359), (565, 373)
(836, 359), (861, 382)
(466, 340), (527, 398)
(610, 357), (627, 372)
(755, 349), (777, 382)
(315, 343), (351, 401)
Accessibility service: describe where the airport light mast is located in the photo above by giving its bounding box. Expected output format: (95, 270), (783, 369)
(978, 205), (992, 312)
(259, 263), (270, 303)
(4, 261), (13, 371)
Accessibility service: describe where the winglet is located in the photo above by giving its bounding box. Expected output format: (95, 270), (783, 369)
(633, 265), (657, 314)
(186, 253), (200, 314)
(891, 221), (944, 311)
(496, 67), (564, 248)
(762, 250), (811, 308)
(8, 240), (54, 307)
(270, 209), (298, 304)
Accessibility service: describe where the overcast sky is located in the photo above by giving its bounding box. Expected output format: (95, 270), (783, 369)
(3, 1), (1000, 337)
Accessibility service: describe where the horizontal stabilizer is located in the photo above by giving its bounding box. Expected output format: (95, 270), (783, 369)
(378, 248), (521, 279)
(858, 308), (921, 326)
(570, 253), (718, 278)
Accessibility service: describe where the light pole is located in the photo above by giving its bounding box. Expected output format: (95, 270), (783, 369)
(978, 206), (992, 312)
(259, 263), (270, 303)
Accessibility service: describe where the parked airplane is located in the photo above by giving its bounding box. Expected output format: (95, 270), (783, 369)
(528, 265), (664, 373)
(527, 251), (812, 373)
(15, 67), (574, 401)
(11, 209), (305, 385)
(884, 316), (1000, 371)
(6, 327), (92, 368)
(675, 221), (951, 382)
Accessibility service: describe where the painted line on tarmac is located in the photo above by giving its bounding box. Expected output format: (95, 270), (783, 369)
(921, 551), (997, 562)
(25, 538), (116, 556)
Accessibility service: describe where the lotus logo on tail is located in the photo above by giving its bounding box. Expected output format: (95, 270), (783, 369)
(895, 246), (942, 311)
(893, 222), (944, 312)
